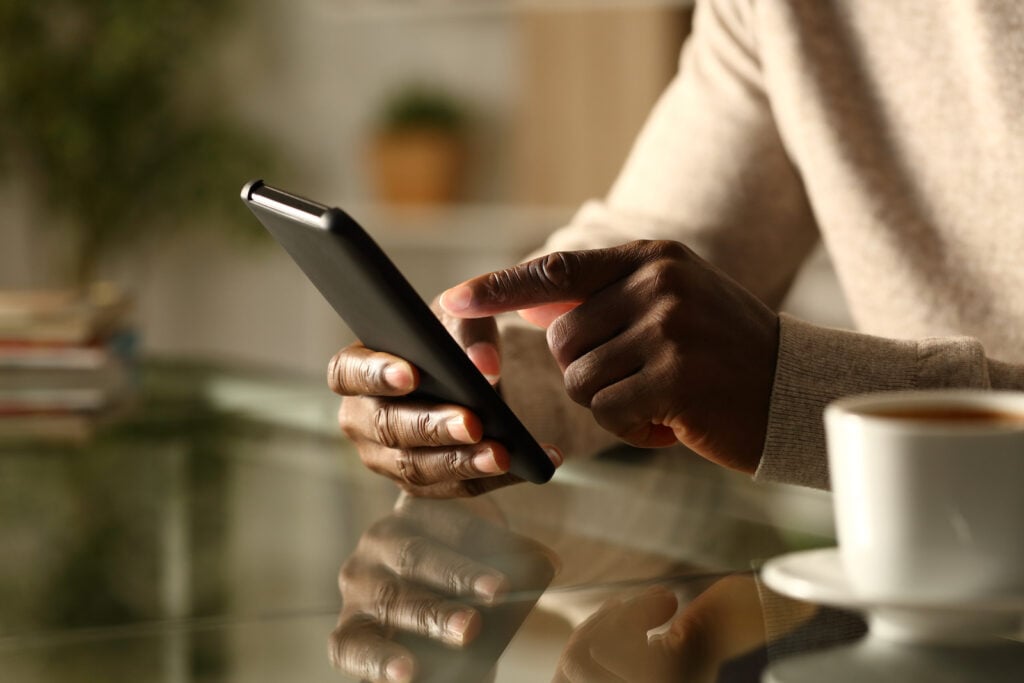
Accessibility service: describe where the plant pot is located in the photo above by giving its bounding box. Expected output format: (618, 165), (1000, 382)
(369, 129), (465, 206)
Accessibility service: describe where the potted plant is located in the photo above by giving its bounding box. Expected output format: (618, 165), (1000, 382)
(369, 84), (468, 206)
(0, 1), (273, 288)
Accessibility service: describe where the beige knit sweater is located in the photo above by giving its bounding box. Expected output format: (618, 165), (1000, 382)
(498, 0), (1024, 490)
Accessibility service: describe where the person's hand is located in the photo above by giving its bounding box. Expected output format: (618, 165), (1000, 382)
(552, 575), (772, 683)
(328, 495), (557, 683)
(439, 240), (779, 474)
(552, 586), (682, 683)
(328, 302), (561, 497)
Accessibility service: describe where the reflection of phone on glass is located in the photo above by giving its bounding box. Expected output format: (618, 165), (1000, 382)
(240, 180), (555, 485)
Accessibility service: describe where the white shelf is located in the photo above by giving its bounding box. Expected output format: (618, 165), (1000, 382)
(342, 202), (576, 252)
(315, 0), (694, 23)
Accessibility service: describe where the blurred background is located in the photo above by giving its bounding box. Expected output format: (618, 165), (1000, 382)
(0, 0), (736, 378)
(0, 3), (845, 681)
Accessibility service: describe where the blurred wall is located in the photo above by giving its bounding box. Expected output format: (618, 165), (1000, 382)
(0, 1), (695, 376)
(0, 0), (848, 377)
(513, 8), (690, 205)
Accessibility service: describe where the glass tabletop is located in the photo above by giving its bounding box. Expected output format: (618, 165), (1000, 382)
(1, 362), (1019, 682)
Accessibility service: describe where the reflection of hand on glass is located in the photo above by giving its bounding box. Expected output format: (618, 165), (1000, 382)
(552, 574), (783, 683)
(329, 494), (557, 683)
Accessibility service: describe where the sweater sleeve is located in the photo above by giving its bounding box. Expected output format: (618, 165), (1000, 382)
(757, 314), (1017, 490)
(501, 0), (820, 460)
(535, 0), (819, 310)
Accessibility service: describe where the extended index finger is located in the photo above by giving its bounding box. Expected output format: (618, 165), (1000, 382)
(439, 243), (650, 318)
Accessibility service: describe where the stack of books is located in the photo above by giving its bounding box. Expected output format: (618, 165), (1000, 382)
(0, 284), (135, 441)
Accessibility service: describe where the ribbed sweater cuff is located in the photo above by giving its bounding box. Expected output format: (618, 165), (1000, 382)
(755, 314), (919, 489)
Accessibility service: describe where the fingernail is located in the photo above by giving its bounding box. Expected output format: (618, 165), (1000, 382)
(471, 447), (504, 474)
(385, 655), (414, 683)
(383, 363), (414, 392)
(445, 609), (480, 647)
(473, 573), (509, 604)
(545, 446), (564, 467)
(441, 285), (472, 313)
(447, 416), (472, 443)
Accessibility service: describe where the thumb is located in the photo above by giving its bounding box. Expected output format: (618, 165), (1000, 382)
(457, 318), (501, 385)
(517, 302), (580, 329)
(619, 586), (679, 632)
(439, 244), (648, 319)
(433, 297), (502, 384)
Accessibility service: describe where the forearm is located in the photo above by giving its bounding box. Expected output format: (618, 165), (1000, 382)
(526, 0), (818, 312)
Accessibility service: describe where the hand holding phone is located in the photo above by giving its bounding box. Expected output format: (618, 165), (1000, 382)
(330, 315), (541, 498)
(241, 181), (560, 496)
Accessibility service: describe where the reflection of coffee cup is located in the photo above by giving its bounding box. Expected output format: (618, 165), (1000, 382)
(825, 390), (1024, 607)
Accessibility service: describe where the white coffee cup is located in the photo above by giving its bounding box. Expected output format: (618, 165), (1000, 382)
(825, 390), (1024, 608)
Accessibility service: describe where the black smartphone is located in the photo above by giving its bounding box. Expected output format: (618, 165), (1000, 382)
(240, 180), (554, 485)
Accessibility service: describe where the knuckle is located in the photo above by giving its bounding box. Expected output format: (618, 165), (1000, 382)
(372, 578), (404, 625)
(440, 448), (476, 481)
(664, 239), (690, 259)
(647, 239), (688, 261)
(440, 560), (475, 596)
(646, 299), (683, 338)
(442, 448), (462, 475)
(372, 403), (401, 447)
(328, 614), (377, 673)
(338, 562), (356, 591)
(326, 625), (346, 670)
(395, 449), (428, 486)
(484, 250), (577, 304)
(563, 362), (594, 407)
(327, 347), (389, 396)
(326, 349), (354, 394)
(534, 251), (576, 291)
(398, 448), (468, 487)
(546, 317), (575, 366)
(416, 604), (447, 641)
(453, 448), (490, 479)
(414, 412), (444, 445)
(646, 259), (685, 296)
(364, 516), (402, 545)
(394, 537), (430, 577)
(481, 271), (516, 307)
(589, 389), (624, 433)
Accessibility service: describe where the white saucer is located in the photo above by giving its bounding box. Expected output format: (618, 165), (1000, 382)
(761, 548), (1024, 644)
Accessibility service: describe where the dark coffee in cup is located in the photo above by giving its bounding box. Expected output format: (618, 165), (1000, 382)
(861, 406), (1024, 424)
